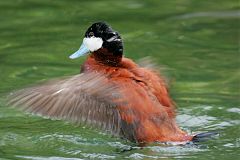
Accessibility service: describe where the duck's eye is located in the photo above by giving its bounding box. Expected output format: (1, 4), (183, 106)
(89, 32), (94, 37)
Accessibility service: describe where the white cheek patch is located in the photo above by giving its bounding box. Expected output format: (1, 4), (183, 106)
(83, 37), (103, 52)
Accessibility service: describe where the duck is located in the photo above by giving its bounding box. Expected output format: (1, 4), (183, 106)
(8, 22), (215, 144)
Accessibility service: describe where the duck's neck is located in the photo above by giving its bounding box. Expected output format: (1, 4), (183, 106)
(91, 48), (122, 67)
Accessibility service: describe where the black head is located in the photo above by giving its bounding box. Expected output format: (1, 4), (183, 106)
(85, 22), (123, 57)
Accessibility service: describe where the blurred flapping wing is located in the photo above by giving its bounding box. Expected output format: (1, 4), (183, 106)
(7, 72), (124, 136)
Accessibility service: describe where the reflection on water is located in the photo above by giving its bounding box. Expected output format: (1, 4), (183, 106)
(0, 0), (239, 159)
(17, 156), (84, 160)
(175, 10), (240, 19)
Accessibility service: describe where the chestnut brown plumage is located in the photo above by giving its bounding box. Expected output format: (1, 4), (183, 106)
(8, 22), (194, 143)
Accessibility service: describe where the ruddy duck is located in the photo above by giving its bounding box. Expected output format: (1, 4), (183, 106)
(8, 22), (216, 144)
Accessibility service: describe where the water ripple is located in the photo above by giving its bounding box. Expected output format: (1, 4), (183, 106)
(16, 156), (84, 160)
(174, 10), (240, 19)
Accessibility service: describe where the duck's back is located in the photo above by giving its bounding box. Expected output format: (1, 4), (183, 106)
(82, 56), (191, 142)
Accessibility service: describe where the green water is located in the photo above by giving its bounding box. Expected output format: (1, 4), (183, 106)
(0, 0), (239, 159)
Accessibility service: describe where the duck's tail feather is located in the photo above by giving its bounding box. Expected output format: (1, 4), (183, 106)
(192, 132), (219, 143)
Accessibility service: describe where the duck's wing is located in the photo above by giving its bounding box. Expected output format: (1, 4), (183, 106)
(136, 57), (175, 117)
(137, 56), (170, 83)
(7, 72), (124, 136)
(137, 56), (159, 71)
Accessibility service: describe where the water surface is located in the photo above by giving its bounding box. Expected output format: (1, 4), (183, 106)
(0, 0), (239, 159)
